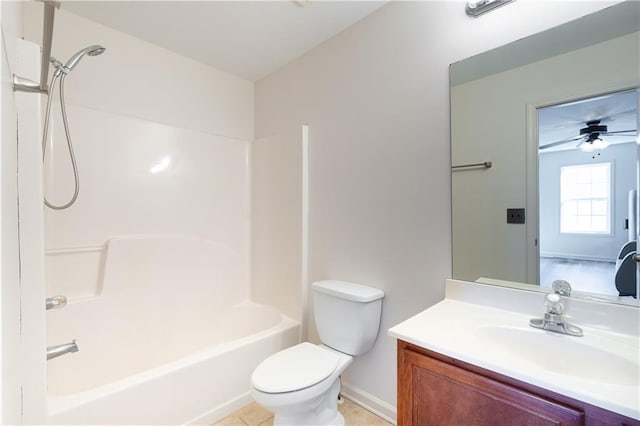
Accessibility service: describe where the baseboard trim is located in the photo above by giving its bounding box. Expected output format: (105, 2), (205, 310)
(185, 392), (253, 425)
(341, 381), (397, 425)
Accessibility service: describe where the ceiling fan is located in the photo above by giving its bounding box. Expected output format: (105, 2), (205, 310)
(539, 119), (637, 152)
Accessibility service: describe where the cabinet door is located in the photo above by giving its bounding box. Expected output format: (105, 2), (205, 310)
(399, 347), (584, 426)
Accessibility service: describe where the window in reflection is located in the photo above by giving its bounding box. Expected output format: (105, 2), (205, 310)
(560, 162), (611, 235)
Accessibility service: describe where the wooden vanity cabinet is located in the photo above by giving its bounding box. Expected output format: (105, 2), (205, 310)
(397, 340), (640, 426)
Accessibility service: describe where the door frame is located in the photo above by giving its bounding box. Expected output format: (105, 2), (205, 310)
(526, 83), (639, 291)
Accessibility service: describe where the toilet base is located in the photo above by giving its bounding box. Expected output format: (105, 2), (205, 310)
(269, 379), (343, 426)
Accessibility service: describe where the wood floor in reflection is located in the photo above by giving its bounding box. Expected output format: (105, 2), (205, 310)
(539, 257), (617, 296)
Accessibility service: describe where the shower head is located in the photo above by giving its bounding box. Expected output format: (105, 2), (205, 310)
(62, 45), (106, 73)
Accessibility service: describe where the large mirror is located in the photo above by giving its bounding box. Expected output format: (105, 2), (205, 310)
(450, 1), (640, 305)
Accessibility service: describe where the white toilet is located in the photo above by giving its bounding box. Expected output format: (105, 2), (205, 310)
(250, 280), (384, 426)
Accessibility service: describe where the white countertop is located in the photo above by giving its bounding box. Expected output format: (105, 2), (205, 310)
(388, 279), (640, 420)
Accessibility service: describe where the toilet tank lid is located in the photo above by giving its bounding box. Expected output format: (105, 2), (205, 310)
(312, 280), (384, 302)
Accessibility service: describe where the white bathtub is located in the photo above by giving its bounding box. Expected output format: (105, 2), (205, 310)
(47, 302), (298, 425)
(46, 236), (300, 424)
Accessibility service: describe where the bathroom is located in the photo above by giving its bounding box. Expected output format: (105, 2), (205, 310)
(1, 0), (638, 425)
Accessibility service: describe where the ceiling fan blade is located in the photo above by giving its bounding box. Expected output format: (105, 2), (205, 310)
(598, 108), (637, 122)
(539, 136), (584, 149)
(541, 109), (637, 130)
(601, 129), (637, 135)
(539, 136), (583, 150)
(542, 120), (589, 130)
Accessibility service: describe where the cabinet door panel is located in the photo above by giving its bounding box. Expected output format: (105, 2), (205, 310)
(402, 348), (584, 426)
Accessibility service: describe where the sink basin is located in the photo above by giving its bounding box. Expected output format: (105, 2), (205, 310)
(475, 326), (639, 387)
(388, 284), (640, 420)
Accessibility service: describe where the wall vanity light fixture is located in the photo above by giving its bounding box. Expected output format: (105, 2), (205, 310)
(466, 0), (515, 17)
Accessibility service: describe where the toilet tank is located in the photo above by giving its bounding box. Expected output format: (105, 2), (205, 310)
(312, 280), (384, 356)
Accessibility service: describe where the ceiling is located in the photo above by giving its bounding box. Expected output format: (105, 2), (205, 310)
(61, 1), (387, 82)
(538, 89), (638, 153)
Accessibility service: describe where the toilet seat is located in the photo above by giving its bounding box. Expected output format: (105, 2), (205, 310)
(251, 343), (339, 393)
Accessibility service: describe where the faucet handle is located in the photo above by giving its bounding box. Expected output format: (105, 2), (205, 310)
(46, 295), (67, 310)
(552, 280), (572, 296)
(545, 293), (564, 315)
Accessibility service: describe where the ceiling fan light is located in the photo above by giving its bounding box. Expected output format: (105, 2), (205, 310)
(592, 137), (608, 150)
(580, 143), (595, 152)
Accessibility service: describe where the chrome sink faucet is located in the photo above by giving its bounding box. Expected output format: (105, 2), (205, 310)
(529, 292), (583, 337)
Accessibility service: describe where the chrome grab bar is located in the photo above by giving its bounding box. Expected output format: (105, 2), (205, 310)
(47, 340), (78, 360)
(451, 161), (492, 170)
(46, 295), (67, 310)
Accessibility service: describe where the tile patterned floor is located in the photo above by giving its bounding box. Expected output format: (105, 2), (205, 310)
(213, 397), (393, 426)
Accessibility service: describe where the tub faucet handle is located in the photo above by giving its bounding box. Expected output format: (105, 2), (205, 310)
(46, 295), (67, 310)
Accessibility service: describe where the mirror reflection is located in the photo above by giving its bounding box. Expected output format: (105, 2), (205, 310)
(450, 1), (639, 305)
(538, 89), (637, 298)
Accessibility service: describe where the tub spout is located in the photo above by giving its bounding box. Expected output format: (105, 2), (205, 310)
(47, 340), (78, 360)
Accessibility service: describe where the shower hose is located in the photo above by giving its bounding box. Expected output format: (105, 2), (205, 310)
(42, 71), (80, 210)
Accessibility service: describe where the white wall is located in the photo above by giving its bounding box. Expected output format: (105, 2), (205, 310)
(24, 4), (253, 141)
(251, 127), (304, 322)
(452, 32), (638, 284)
(254, 0), (623, 415)
(14, 37), (48, 425)
(23, 6), (254, 302)
(539, 142), (636, 261)
(1, 1), (24, 422)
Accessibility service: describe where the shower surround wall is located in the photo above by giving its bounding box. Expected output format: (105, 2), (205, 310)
(24, 6), (254, 300)
(1, 2), (28, 424)
(23, 6), (267, 422)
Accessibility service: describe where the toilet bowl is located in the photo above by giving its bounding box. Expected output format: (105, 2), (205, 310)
(251, 343), (352, 425)
(250, 280), (384, 426)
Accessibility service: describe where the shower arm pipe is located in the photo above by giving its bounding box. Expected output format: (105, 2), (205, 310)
(12, 0), (61, 94)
